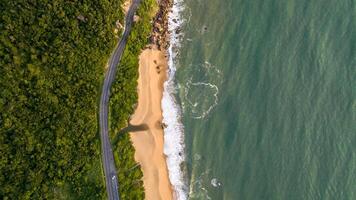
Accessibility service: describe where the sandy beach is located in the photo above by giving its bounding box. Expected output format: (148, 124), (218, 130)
(130, 45), (173, 200)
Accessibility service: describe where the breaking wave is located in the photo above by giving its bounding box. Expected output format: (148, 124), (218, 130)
(162, 0), (188, 199)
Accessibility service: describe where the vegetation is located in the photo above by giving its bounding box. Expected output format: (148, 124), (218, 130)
(0, 0), (156, 199)
(110, 0), (157, 199)
(0, 0), (125, 198)
(110, 0), (156, 133)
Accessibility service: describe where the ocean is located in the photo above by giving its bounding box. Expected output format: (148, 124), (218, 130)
(163, 0), (356, 199)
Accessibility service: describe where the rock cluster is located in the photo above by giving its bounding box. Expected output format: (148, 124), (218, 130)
(149, 0), (173, 50)
(77, 14), (87, 22)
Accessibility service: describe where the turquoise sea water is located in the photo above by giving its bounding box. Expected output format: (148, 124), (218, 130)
(173, 0), (356, 199)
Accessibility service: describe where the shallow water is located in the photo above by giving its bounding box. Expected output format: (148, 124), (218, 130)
(169, 0), (356, 199)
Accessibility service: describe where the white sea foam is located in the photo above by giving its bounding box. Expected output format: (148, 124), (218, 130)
(162, 0), (188, 199)
(210, 178), (222, 187)
(177, 61), (223, 119)
(184, 81), (219, 119)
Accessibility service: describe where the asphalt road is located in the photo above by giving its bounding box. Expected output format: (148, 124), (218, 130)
(99, 0), (141, 199)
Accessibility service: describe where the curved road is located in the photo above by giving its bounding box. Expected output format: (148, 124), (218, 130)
(99, 0), (141, 199)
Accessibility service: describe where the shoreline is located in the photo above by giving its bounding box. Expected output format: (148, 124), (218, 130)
(129, 0), (180, 199)
(130, 45), (173, 200)
(162, 0), (188, 198)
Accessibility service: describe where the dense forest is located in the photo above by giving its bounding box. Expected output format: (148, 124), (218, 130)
(0, 0), (155, 199)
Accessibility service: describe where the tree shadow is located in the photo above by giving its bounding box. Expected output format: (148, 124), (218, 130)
(112, 123), (149, 146)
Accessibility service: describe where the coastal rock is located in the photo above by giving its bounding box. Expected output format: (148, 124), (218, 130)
(175, 28), (181, 34)
(149, 0), (173, 50)
(160, 122), (168, 129)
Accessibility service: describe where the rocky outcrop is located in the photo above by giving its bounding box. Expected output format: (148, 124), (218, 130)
(149, 0), (173, 50)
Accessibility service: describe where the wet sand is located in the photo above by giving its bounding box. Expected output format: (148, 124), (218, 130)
(130, 45), (173, 200)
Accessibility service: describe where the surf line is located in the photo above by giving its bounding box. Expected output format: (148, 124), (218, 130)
(161, 0), (188, 199)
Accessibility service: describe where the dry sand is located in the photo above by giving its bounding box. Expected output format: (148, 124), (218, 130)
(130, 45), (173, 200)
